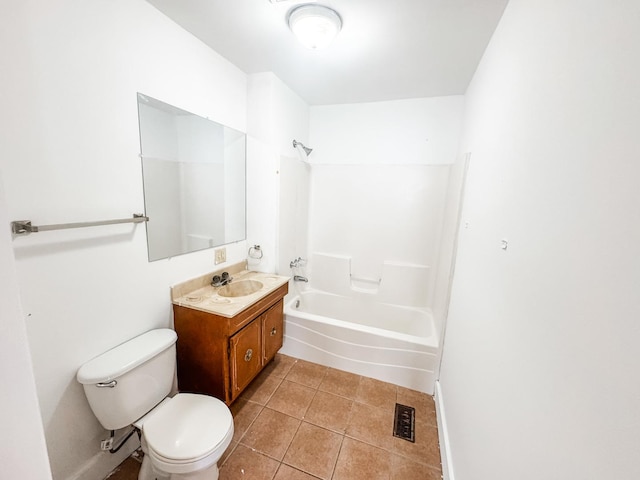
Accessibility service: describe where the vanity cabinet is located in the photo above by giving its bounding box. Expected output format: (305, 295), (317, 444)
(173, 283), (287, 405)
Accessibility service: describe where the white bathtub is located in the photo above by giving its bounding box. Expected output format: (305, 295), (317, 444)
(280, 290), (439, 394)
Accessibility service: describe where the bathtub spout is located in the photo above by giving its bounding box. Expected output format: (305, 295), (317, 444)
(293, 275), (308, 282)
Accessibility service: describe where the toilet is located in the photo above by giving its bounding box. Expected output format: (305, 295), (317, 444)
(77, 329), (234, 480)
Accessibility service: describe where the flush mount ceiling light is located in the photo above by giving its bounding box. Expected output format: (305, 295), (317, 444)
(287, 4), (342, 50)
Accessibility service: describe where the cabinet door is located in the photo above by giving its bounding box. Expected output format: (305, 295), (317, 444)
(262, 299), (284, 364)
(229, 320), (262, 400)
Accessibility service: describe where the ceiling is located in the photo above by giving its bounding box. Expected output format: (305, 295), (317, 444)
(145, 0), (509, 105)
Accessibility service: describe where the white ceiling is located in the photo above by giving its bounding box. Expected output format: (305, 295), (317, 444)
(145, 0), (509, 105)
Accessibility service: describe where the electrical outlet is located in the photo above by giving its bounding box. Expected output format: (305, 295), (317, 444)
(214, 247), (226, 265)
(100, 438), (113, 451)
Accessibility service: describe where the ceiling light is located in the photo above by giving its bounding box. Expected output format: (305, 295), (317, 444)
(287, 4), (342, 50)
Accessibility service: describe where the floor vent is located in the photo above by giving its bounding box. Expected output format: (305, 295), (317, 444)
(393, 403), (415, 442)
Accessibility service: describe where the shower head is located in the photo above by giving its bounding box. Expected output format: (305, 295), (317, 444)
(292, 139), (313, 156)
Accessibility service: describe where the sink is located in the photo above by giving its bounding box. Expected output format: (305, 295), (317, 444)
(218, 280), (264, 297)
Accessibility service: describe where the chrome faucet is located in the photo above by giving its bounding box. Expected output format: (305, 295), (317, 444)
(211, 271), (233, 287)
(293, 275), (308, 282)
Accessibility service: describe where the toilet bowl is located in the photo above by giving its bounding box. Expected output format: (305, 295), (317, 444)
(136, 393), (234, 480)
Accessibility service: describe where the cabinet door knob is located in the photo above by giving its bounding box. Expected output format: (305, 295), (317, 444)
(244, 349), (253, 362)
(270, 327), (277, 336)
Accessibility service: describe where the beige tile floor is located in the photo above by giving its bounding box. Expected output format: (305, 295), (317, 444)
(105, 354), (442, 480)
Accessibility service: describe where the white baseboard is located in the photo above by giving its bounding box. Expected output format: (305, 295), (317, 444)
(68, 435), (137, 480)
(434, 380), (455, 480)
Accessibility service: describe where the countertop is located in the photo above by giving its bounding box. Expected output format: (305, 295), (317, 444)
(171, 266), (290, 318)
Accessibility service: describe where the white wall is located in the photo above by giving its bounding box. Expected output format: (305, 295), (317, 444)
(0, 1), (248, 479)
(310, 96), (464, 165)
(439, 1), (640, 479)
(246, 72), (310, 275)
(0, 172), (53, 479)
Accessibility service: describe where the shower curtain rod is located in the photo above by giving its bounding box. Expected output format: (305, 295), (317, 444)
(11, 213), (148, 237)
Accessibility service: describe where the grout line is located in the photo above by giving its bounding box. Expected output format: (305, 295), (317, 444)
(328, 433), (345, 480)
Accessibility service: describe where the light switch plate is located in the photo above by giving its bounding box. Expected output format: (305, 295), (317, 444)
(214, 247), (226, 264)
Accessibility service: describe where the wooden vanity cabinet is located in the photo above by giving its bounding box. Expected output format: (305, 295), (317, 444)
(173, 283), (287, 405)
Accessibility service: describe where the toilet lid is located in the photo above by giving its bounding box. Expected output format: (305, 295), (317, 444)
(143, 393), (233, 462)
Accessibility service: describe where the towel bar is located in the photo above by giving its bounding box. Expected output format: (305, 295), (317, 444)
(11, 214), (148, 237)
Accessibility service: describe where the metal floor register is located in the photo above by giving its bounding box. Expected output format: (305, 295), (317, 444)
(393, 403), (416, 442)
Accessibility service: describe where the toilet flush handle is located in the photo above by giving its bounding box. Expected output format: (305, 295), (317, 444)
(96, 380), (117, 388)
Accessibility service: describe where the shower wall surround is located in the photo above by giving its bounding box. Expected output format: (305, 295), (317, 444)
(303, 96), (466, 334)
(278, 154), (311, 275)
(308, 164), (450, 311)
(247, 72), (311, 275)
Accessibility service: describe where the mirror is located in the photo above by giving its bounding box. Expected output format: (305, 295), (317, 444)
(137, 93), (246, 261)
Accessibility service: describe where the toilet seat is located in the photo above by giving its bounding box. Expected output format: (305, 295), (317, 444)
(142, 393), (234, 474)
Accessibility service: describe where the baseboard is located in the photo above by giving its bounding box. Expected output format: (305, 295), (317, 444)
(434, 380), (455, 480)
(67, 435), (138, 480)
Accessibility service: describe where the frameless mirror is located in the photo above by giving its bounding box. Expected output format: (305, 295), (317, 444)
(137, 93), (246, 261)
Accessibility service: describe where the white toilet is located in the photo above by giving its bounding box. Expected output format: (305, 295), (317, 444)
(77, 329), (234, 480)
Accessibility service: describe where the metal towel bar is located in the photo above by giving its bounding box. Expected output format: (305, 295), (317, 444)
(11, 213), (148, 237)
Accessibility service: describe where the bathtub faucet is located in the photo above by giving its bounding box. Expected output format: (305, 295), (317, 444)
(293, 275), (308, 282)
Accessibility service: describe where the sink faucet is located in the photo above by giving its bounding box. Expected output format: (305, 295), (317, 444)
(293, 275), (308, 282)
(211, 272), (233, 287)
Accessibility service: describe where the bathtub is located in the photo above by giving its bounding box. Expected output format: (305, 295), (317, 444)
(280, 290), (439, 394)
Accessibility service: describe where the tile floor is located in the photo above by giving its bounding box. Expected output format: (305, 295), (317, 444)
(105, 354), (442, 480)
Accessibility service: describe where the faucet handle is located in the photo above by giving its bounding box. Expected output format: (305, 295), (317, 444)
(211, 273), (232, 287)
(290, 257), (307, 268)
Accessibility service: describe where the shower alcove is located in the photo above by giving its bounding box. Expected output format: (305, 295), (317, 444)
(277, 157), (468, 394)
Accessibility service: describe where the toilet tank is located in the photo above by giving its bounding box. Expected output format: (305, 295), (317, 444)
(77, 329), (178, 430)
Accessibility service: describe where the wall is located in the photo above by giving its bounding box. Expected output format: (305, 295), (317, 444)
(0, 173), (53, 479)
(310, 96), (464, 165)
(0, 8), (52, 477)
(246, 72), (311, 276)
(0, 1), (248, 479)
(438, 1), (640, 479)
